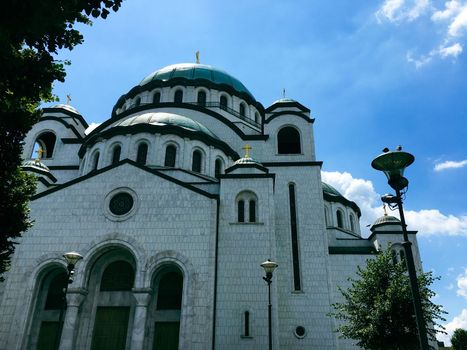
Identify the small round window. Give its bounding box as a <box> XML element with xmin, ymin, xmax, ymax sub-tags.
<box><xmin>294</xmin><ymin>326</ymin><xmax>306</xmax><ymax>339</ymax></box>
<box><xmin>109</xmin><ymin>193</ymin><xmax>134</xmax><ymax>216</ymax></box>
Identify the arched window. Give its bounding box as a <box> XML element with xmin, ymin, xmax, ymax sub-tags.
<box><xmin>236</xmin><ymin>191</ymin><xmax>258</xmax><ymax>223</ymax></box>
<box><xmin>164</xmin><ymin>145</ymin><xmax>177</xmax><ymax>167</ymax></box>
<box><xmin>336</xmin><ymin>210</ymin><xmax>344</xmax><ymax>229</ymax></box>
<box><xmin>92</xmin><ymin>152</ymin><xmax>100</xmax><ymax>172</ymax></box>
<box><xmin>349</xmin><ymin>214</ymin><xmax>355</xmax><ymax>232</ymax></box>
<box><xmin>100</xmin><ymin>261</ymin><xmax>134</xmax><ymax>291</ymax></box>
<box><xmin>153</xmin><ymin>92</ymin><xmax>161</xmax><ymax>104</ymax></box>
<box><xmin>112</xmin><ymin>145</ymin><xmax>121</xmax><ymax>165</ymax></box>
<box><xmin>90</xmin><ymin>259</ymin><xmax>135</xmax><ymax>350</ymax></box>
<box><xmin>32</xmin><ymin>132</ymin><xmax>57</xmax><ymax>159</ymax></box>
<box><xmin>174</xmin><ymin>90</ymin><xmax>183</xmax><ymax>103</ymax></box>
<box><xmin>277</xmin><ymin>127</ymin><xmax>301</xmax><ymax>154</ymax></box>
<box><xmin>150</xmin><ymin>268</ymin><xmax>183</xmax><ymax>349</ymax></box>
<box><xmin>136</xmin><ymin>143</ymin><xmax>148</xmax><ymax>165</ymax></box>
<box><xmin>220</xmin><ymin>95</ymin><xmax>228</xmax><ymax>110</ymax></box>
<box><xmin>215</xmin><ymin>158</ymin><xmax>223</xmax><ymax>178</ymax></box>
<box><xmin>249</xmin><ymin>199</ymin><xmax>256</xmax><ymax>223</ymax></box>
<box><xmin>192</xmin><ymin>150</ymin><xmax>202</xmax><ymax>173</ymax></box>
<box><xmin>28</xmin><ymin>268</ymin><xmax>67</xmax><ymax>349</ymax></box>
<box><xmin>197</xmin><ymin>91</ymin><xmax>206</xmax><ymax>107</ymax></box>
<box><xmin>134</xmin><ymin>97</ymin><xmax>141</xmax><ymax>107</ymax></box>
<box><xmin>239</xmin><ymin>103</ymin><xmax>246</xmax><ymax>117</ymax></box>
<box><xmin>238</xmin><ymin>200</ymin><xmax>245</xmax><ymax>222</ymax></box>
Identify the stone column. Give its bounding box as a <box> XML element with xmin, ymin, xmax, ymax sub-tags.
<box><xmin>130</xmin><ymin>288</ymin><xmax>153</xmax><ymax>350</ymax></box>
<box><xmin>59</xmin><ymin>288</ymin><xmax>87</xmax><ymax>350</ymax></box>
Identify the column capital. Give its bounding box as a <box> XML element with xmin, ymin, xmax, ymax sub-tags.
<box><xmin>132</xmin><ymin>288</ymin><xmax>153</xmax><ymax>306</ymax></box>
<box><xmin>65</xmin><ymin>288</ymin><xmax>88</xmax><ymax>307</ymax></box>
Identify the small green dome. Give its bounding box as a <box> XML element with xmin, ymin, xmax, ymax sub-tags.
<box><xmin>22</xmin><ymin>160</ymin><xmax>50</xmax><ymax>172</ymax></box>
<box><xmin>52</xmin><ymin>104</ymin><xmax>80</xmax><ymax>115</ymax></box>
<box><xmin>371</xmin><ymin>214</ymin><xmax>401</xmax><ymax>231</ymax></box>
<box><xmin>322</xmin><ymin>182</ymin><xmax>344</xmax><ymax>197</ymax></box>
<box><xmin>113</xmin><ymin>112</ymin><xmax>219</xmax><ymax>140</ymax></box>
<box><xmin>139</xmin><ymin>63</ymin><xmax>254</xmax><ymax>100</ymax></box>
<box><xmin>234</xmin><ymin>156</ymin><xmax>262</xmax><ymax>165</ymax></box>
<box><xmin>322</xmin><ymin>182</ymin><xmax>361</xmax><ymax>217</ymax></box>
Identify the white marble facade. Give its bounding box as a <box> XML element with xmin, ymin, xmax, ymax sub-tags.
<box><xmin>0</xmin><ymin>63</ymin><xmax>431</xmax><ymax>349</ymax></box>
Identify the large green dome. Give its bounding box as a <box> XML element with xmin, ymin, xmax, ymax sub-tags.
<box><xmin>139</xmin><ymin>63</ymin><xmax>254</xmax><ymax>99</ymax></box>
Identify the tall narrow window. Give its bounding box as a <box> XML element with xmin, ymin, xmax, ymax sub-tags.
<box><xmin>112</xmin><ymin>145</ymin><xmax>121</xmax><ymax>165</ymax></box>
<box><xmin>278</xmin><ymin>127</ymin><xmax>301</xmax><ymax>154</ymax></box>
<box><xmin>289</xmin><ymin>183</ymin><xmax>301</xmax><ymax>291</ymax></box>
<box><xmin>152</xmin><ymin>269</ymin><xmax>183</xmax><ymax>350</ymax></box>
<box><xmin>249</xmin><ymin>200</ymin><xmax>256</xmax><ymax>223</ymax></box>
<box><xmin>92</xmin><ymin>152</ymin><xmax>100</xmax><ymax>172</ymax></box>
<box><xmin>220</xmin><ymin>95</ymin><xmax>228</xmax><ymax>110</ymax></box>
<box><xmin>324</xmin><ymin>208</ymin><xmax>329</xmax><ymax>226</ymax></box>
<box><xmin>238</xmin><ymin>200</ymin><xmax>245</xmax><ymax>222</ymax></box>
<box><xmin>255</xmin><ymin>112</ymin><xmax>260</xmax><ymax>124</ymax></box>
<box><xmin>164</xmin><ymin>145</ymin><xmax>176</xmax><ymax>167</ymax></box>
<box><xmin>244</xmin><ymin>311</ymin><xmax>250</xmax><ymax>337</ymax></box>
<box><xmin>174</xmin><ymin>90</ymin><xmax>183</xmax><ymax>103</ymax></box>
<box><xmin>215</xmin><ymin>158</ymin><xmax>223</xmax><ymax>178</ymax></box>
<box><xmin>336</xmin><ymin>210</ymin><xmax>344</xmax><ymax>229</ymax></box>
<box><xmin>134</xmin><ymin>97</ymin><xmax>141</xmax><ymax>106</ymax></box>
<box><xmin>197</xmin><ymin>91</ymin><xmax>206</xmax><ymax>107</ymax></box>
<box><xmin>153</xmin><ymin>92</ymin><xmax>161</xmax><ymax>104</ymax></box>
<box><xmin>136</xmin><ymin>143</ymin><xmax>148</xmax><ymax>165</ymax></box>
<box><xmin>349</xmin><ymin>214</ymin><xmax>355</xmax><ymax>232</ymax></box>
<box><xmin>30</xmin><ymin>269</ymin><xmax>67</xmax><ymax>349</ymax></box>
<box><xmin>192</xmin><ymin>150</ymin><xmax>202</xmax><ymax>173</ymax></box>
<box><xmin>239</xmin><ymin>103</ymin><xmax>246</xmax><ymax>117</ymax></box>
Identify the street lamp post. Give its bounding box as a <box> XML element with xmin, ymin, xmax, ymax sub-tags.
<box><xmin>261</xmin><ymin>259</ymin><xmax>278</xmax><ymax>350</ymax></box>
<box><xmin>371</xmin><ymin>147</ymin><xmax>429</xmax><ymax>350</ymax></box>
<box><xmin>54</xmin><ymin>251</ymin><xmax>83</xmax><ymax>350</ymax></box>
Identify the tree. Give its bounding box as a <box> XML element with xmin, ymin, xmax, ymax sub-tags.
<box><xmin>451</xmin><ymin>328</ymin><xmax>467</xmax><ymax>350</ymax></box>
<box><xmin>0</xmin><ymin>0</ymin><xmax>123</xmax><ymax>281</ymax></box>
<box><xmin>330</xmin><ymin>249</ymin><xmax>446</xmax><ymax>350</ymax></box>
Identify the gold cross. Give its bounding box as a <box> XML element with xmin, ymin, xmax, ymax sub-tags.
<box><xmin>35</xmin><ymin>146</ymin><xmax>45</xmax><ymax>163</ymax></box>
<box><xmin>196</xmin><ymin>51</ymin><xmax>200</xmax><ymax>64</ymax></box>
<box><xmin>242</xmin><ymin>144</ymin><xmax>252</xmax><ymax>158</ymax></box>
<box><xmin>383</xmin><ymin>204</ymin><xmax>388</xmax><ymax>216</ymax></box>
<box><xmin>66</xmin><ymin>94</ymin><xmax>72</xmax><ymax>104</ymax></box>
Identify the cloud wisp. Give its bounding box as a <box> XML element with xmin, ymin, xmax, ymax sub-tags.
<box><xmin>439</xmin><ymin>309</ymin><xmax>467</xmax><ymax>345</ymax></box>
<box><xmin>376</xmin><ymin>0</ymin><xmax>467</xmax><ymax>66</ymax></box>
<box><xmin>321</xmin><ymin>170</ymin><xmax>467</xmax><ymax>236</ymax></box>
<box><xmin>457</xmin><ymin>269</ymin><xmax>467</xmax><ymax>299</ymax></box>
<box><xmin>434</xmin><ymin>159</ymin><xmax>467</xmax><ymax>171</ymax></box>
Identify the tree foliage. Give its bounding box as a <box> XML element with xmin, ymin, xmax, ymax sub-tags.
<box><xmin>451</xmin><ymin>328</ymin><xmax>467</xmax><ymax>350</ymax></box>
<box><xmin>0</xmin><ymin>0</ymin><xmax>123</xmax><ymax>281</ymax></box>
<box><xmin>330</xmin><ymin>249</ymin><xmax>446</xmax><ymax>350</ymax></box>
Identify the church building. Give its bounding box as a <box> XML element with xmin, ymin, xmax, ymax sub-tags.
<box><xmin>0</xmin><ymin>62</ymin><xmax>429</xmax><ymax>349</ymax></box>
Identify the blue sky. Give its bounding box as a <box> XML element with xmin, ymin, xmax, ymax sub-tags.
<box><xmin>48</xmin><ymin>0</ymin><xmax>467</xmax><ymax>344</ymax></box>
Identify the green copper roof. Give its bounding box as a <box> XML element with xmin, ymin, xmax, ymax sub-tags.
<box><xmin>322</xmin><ymin>182</ymin><xmax>343</xmax><ymax>197</ymax></box>
<box><xmin>139</xmin><ymin>63</ymin><xmax>255</xmax><ymax>99</ymax></box>
<box><xmin>113</xmin><ymin>112</ymin><xmax>219</xmax><ymax>140</ymax></box>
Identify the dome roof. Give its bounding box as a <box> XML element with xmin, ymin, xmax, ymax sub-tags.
<box><xmin>371</xmin><ymin>214</ymin><xmax>401</xmax><ymax>231</ymax></box>
<box><xmin>233</xmin><ymin>156</ymin><xmax>262</xmax><ymax>165</ymax></box>
<box><xmin>322</xmin><ymin>182</ymin><xmax>343</xmax><ymax>197</ymax></box>
<box><xmin>139</xmin><ymin>63</ymin><xmax>254</xmax><ymax>99</ymax></box>
<box><xmin>111</xmin><ymin>112</ymin><xmax>219</xmax><ymax>140</ymax></box>
<box><xmin>322</xmin><ymin>182</ymin><xmax>361</xmax><ymax>217</ymax></box>
<box><xmin>51</xmin><ymin>104</ymin><xmax>80</xmax><ymax>115</ymax></box>
<box><xmin>22</xmin><ymin>160</ymin><xmax>50</xmax><ymax>172</ymax></box>
<box><xmin>271</xmin><ymin>98</ymin><xmax>298</xmax><ymax>104</ymax></box>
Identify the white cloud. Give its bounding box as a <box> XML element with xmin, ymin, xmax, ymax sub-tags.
<box><xmin>439</xmin><ymin>42</ymin><xmax>463</xmax><ymax>56</ymax></box>
<box><xmin>439</xmin><ymin>309</ymin><xmax>467</xmax><ymax>345</ymax></box>
<box><xmin>376</xmin><ymin>0</ymin><xmax>430</xmax><ymax>22</ymax></box>
<box><xmin>406</xmin><ymin>52</ymin><xmax>433</xmax><ymax>68</ymax></box>
<box><xmin>434</xmin><ymin>159</ymin><xmax>467</xmax><ymax>171</ymax></box>
<box><xmin>85</xmin><ymin>122</ymin><xmax>101</xmax><ymax>135</ymax></box>
<box><xmin>457</xmin><ymin>269</ymin><xmax>467</xmax><ymax>298</ymax></box>
<box><xmin>432</xmin><ymin>0</ymin><xmax>462</xmax><ymax>21</ymax></box>
<box><xmin>448</xmin><ymin>4</ymin><xmax>467</xmax><ymax>36</ymax></box>
<box><xmin>321</xmin><ymin>170</ymin><xmax>467</xmax><ymax>236</ymax></box>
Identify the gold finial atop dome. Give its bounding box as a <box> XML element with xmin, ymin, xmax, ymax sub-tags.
<box><xmin>242</xmin><ymin>144</ymin><xmax>252</xmax><ymax>158</ymax></box>
<box><xmin>196</xmin><ymin>51</ymin><xmax>200</xmax><ymax>64</ymax></box>
<box><xmin>66</xmin><ymin>94</ymin><xmax>72</xmax><ymax>105</ymax></box>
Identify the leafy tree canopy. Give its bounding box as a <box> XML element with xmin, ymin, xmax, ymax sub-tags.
<box><xmin>330</xmin><ymin>249</ymin><xmax>446</xmax><ymax>350</ymax></box>
<box><xmin>0</xmin><ymin>0</ymin><xmax>123</xmax><ymax>281</ymax></box>
<box><xmin>451</xmin><ymin>328</ymin><xmax>467</xmax><ymax>350</ymax></box>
